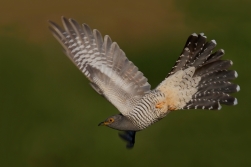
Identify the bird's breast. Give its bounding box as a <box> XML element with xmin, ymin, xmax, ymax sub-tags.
<box><xmin>128</xmin><ymin>90</ymin><xmax>169</xmax><ymax>130</ymax></box>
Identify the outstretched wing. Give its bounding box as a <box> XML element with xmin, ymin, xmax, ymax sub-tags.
<box><xmin>156</xmin><ymin>33</ymin><xmax>239</xmax><ymax>111</ymax></box>
<box><xmin>49</xmin><ymin>17</ymin><xmax>151</xmax><ymax>115</ymax></box>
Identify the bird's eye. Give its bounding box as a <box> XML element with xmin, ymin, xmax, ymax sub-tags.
<box><xmin>109</xmin><ymin>118</ymin><xmax>114</xmax><ymax>123</ymax></box>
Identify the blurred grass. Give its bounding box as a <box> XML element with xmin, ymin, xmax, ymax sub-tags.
<box><xmin>0</xmin><ymin>0</ymin><xmax>250</xmax><ymax>167</ymax></box>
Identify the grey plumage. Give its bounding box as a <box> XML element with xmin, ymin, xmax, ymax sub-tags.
<box><xmin>99</xmin><ymin>114</ymin><xmax>139</xmax><ymax>131</ymax></box>
<box><xmin>49</xmin><ymin>17</ymin><xmax>240</xmax><ymax>149</ymax></box>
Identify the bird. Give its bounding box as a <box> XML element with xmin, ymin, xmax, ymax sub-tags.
<box><xmin>49</xmin><ymin>17</ymin><xmax>240</xmax><ymax>149</ymax></box>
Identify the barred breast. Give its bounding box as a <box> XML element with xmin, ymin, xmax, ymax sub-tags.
<box><xmin>127</xmin><ymin>90</ymin><xmax>170</xmax><ymax>130</ymax></box>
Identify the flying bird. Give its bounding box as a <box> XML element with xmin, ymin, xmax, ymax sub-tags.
<box><xmin>49</xmin><ymin>17</ymin><xmax>240</xmax><ymax>148</ymax></box>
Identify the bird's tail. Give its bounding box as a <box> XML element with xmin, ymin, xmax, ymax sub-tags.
<box><xmin>158</xmin><ymin>33</ymin><xmax>239</xmax><ymax>110</ymax></box>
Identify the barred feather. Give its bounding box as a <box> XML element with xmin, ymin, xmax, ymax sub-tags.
<box><xmin>49</xmin><ymin>17</ymin><xmax>151</xmax><ymax>115</ymax></box>
<box><xmin>199</xmin><ymin>70</ymin><xmax>237</xmax><ymax>83</ymax></box>
<box><xmin>166</xmin><ymin>33</ymin><xmax>240</xmax><ymax>110</ymax></box>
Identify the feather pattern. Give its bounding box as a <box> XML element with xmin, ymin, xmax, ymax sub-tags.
<box><xmin>50</xmin><ymin>18</ymin><xmax>239</xmax><ymax>128</ymax></box>
<box><xmin>50</xmin><ymin>18</ymin><xmax>240</xmax><ymax>148</ymax></box>
<box><xmin>49</xmin><ymin>17</ymin><xmax>151</xmax><ymax>115</ymax></box>
<box><xmin>158</xmin><ymin>33</ymin><xmax>239</xmax><ymax>111</ymax></box>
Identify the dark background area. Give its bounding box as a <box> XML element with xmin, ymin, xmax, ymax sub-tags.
<box><xmin>0</xmin><ymin>0</ymin><xmax>250</xmax><ymax>167</ymax></box>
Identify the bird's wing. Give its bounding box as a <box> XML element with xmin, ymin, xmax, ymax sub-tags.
<box><xmin>49</xmin><ymin>17</ymin><xmax>151</xmax><ymax>115</ymax></box>
<box><xmin>155</xmin><ymin>33</ymin><xmax>239</xmax><ymax>111</ymax></box>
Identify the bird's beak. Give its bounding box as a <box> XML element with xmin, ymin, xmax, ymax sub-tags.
<box><xmin>98</xmin><ymin>121</ymin><xmax>108</xmax><ymax>126</ymax></box>
<box><xmin>98</xmin><ymin>122</ymin><xmax>104</xmax><ymax>126</ymax></box>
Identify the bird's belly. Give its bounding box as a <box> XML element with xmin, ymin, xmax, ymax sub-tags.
<box><xmin>127</xmin><ymin>91</ymin><xmax>168</xmax><ymax>130</ymax></box>
<box><xmin>127</xmin><ymin>111</ymin><xmax>165</xmax><ymax>130</ymax></box>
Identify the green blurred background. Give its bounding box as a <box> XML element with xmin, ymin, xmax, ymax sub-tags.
<box><xmin>0</xmin><ymin>0</ymin><xmax>250</xmax><ymax>167</ymax></box>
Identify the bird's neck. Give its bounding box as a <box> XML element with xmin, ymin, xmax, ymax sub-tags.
<box><xmin>115</xmin><ymin>115</ymin><xmax>140</xmax><ymax>131</ymax></box>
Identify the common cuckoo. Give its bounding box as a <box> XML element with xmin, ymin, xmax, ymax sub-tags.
<box><xmin>49</xmin><ymin>17</ymin><xmax>240</xmax><ymax>148</ymax></box>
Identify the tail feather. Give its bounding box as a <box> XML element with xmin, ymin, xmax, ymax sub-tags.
<box><xmin>167</xmin><ymin>33</ymin><xmax>239</xmax><ymax>110</ymax></box>
<box><xmin>200</xmin><ymin>70</ymin><xmax>237</xmax><ymax>83</ymax></box>
<box><xmin>168</xmin><ymin>33</ymin><xmax>216</xmax><ymax>77</ymax></box>
<box><xmin>204</xmin><ymin>49</ymin><xmax>224</xmax><ymax>64</ymax></box>
<box><xmin>198</xmin><ymin>81</ymin><xmax>239</xmax><ymax>93</ymax></box>
<box><xmin>191</xmin><ymin>40</ymin><xmax>216</xmax><ymax>68</ymax></box>
<box><xmin>167</xmin><ymin>33</ymin><xmax>200</xmax><ymax>76</ymax></box>
<box><xmin>183</xmin><ymin>99</ymin><xmax>221</xmax><ymax>110</ymax></box>
<box><xmin>194</xmin><ymin>60</ymin><xmax>233</xmax><ymax>77</ymax></box>
<box><xmin>194</xmin><ymin>91</ymin><xmax>237</xmax><ymax>105</ymax></box>
<box><xmin>184</xmin><ymin>33</ymin><xmax>207</xmax><ymax>59</ymax></box>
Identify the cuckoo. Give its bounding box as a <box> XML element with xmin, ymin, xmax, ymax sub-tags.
<box><xmin>49</xmin><ymin>17</ymin><xmax>240</xmax><ymax>148</ymax></box>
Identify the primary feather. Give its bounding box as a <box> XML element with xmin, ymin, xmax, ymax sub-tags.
<box><xmin>49</xmin><ymin>17</ymin><xmax>151</xmax><ymax>115</ymax></box>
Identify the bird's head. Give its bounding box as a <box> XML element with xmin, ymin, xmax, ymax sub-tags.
<box><xmin>98</xmin><ymin>114</ymin><xmax>123</xmax><ymax>130</ymax></box>
<box><xmin>99</xmin><ymin>114</ymin><xmax>138</xmax><ymax>149</ymax></box>
<box><xmin>98</xmin><ymin>114</ymin><xmax>139</xmax><ymax>131</ymax></box>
